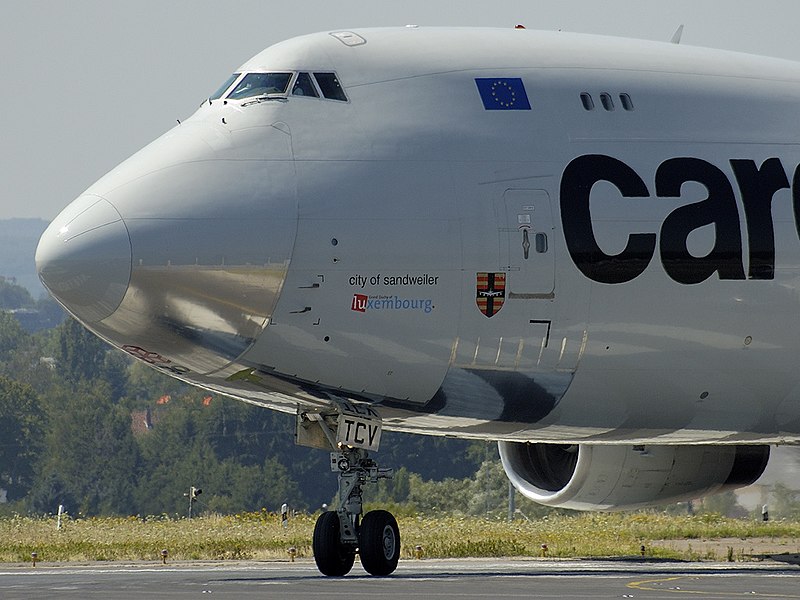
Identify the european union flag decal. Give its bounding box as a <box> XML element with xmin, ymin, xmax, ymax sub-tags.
<box><xmin>475</xmin><ymin>78</ymin><xmax>531</xmax><ymax>110</ymax></box>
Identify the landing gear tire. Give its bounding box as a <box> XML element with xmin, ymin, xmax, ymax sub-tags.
<box><xmin>359</xmin><ymin>509</ymin><xmax>400</xmax><ymax>576</ymax></box>
<box><xmin>313</xmin><ymin>511</ymin><xmax>355</xmax><ymax>576</ymax></box>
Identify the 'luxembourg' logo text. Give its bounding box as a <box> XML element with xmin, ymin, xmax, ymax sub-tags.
<box><xmin>351</xmin><ymin>294</ymin><xmax>434</xmax><ymax>314</ymax></box>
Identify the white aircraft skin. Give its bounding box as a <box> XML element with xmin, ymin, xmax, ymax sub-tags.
<box><xmin>34</xmin><ymin>27</ymin><xmax>800</xmax><ymax>541</ymax></box>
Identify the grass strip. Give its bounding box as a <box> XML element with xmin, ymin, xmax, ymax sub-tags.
<box><xmin>2</xmin><ymin>511</ymin><xmax>799</xmax><ymax>563</ymax></box>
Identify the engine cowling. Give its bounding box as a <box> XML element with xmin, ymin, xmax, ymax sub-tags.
<box><xmin>498</xmin><ymin>442</ymin><xmax>769</xmax><ymax>511</ymax></box>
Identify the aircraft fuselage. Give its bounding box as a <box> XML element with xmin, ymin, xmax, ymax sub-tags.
<box><xmin>36</xmin><ymin>27</ymin><xmax>800</xmax><ymax>446</ymax></box>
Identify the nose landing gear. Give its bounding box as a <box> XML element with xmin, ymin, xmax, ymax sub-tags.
<box><xmin>298</xmin><ymin>407</ymin><xmax>399</xmax><ymax>577</ymax></box>
<box><xmin>312</xmin><ymin>445</ymin><xmax>398</xmax><ymax>576</ymax></box>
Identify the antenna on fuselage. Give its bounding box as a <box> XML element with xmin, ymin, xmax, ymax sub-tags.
<box><xmin>670</xmin><ymin>24</ymin><xmax>684</xmax><ymax>44</ymax></box>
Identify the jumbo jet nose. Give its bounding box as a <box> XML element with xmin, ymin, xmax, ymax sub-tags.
<box><xmin>36</xmin><ymin>195</ymin><xmax>132</xmax><ymax>323</ymax></box>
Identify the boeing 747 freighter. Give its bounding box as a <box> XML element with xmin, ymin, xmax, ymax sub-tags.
<box><xmin>36</xmin><ymin>26</ymin><xmax>800</xmax><ymax>575</ymax></box>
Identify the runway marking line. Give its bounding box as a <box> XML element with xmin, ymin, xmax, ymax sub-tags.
<box><xmin>627</xmin><ymin>575</ymin><xmax>800</xmax><ymax>598</ymax></box>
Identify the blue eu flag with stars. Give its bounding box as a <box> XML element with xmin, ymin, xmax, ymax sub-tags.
<box><xmin>475</xmin><ymin>78</ymin><xmax>531</xmax><ymax>110</ymax></box>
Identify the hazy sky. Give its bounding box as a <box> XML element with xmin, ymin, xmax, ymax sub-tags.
<box><xmin>4</xmin><ymin>0</ymin><xmax>800</xmax><ymax>221</ymax></box>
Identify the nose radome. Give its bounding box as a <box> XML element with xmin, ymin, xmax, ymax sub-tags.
<box><xmin>36</xmin><ymin>195</ymin><xmax>132</xmax><ymax>323</ymax></box>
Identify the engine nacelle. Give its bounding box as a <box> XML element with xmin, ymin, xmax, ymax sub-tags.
<box><xmin>498</xmin><ymin>442</ymin><xmax>769</xmax><ymax>511</ymax></box>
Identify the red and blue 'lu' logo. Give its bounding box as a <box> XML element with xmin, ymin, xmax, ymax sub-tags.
<box><xmin>476</xmin><ymin>272</ymin><xmax>506</xmax><ymax>317</ymax></box>
<box><xmin>475</xmin><ymin>78</ymin><xmax>531</xmax><ymax>110</ymax></box>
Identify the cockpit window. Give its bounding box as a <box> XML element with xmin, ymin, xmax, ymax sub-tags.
<box><xmin>313</xmin><ymin>73</ymin><xmax>348</xmax><ymax>101</ymax></box>
<box><xmin>292</xmin><ymin>72</ymin><xmax>319</xmax><ymax>98</ymax></box>
<box><xmin>227</xmin><ymin>72</ymin><xmax>292</xmax><ymax>100</ymax></box>
<box><xmin>209</xmin><ymin>73</ymin><xmax>240</xmax><ymax>100</ymax></box>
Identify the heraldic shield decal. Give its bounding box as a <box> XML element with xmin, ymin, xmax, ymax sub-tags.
<box><xmin>476</xmin><ymin>272</ymin><xmax>506</xmax><ymax>317</ymax></box>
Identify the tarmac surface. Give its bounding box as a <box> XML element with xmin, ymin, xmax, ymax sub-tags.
<box><xmin>2</xmin><ymin>558</ymin><xmax>800</xmax><ymax>599</ymax></box>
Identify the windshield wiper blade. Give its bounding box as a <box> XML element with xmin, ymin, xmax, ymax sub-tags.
<box><xmin>241</xmin><ymin>95</ymin><xmax>288</xmax><ymax>106</ymax></box>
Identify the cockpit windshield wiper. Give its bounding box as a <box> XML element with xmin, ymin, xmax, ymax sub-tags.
<box><xmin>241</xmin><ymin>94</ymin><xmax>288</xmax><ymax>107</ymax></box>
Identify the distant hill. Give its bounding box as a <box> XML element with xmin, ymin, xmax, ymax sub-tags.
<box><xmin>0</xmin><ymin>219</ymin><xmax>49</xmax><ymax>298</ymax></box>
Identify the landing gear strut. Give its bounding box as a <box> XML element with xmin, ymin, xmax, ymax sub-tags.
<box><xmin>313</xmin><ymin>445</ymin><xmax>398</xmax><ymax>576</ymax></box>
<box><xmin>298</xmin><ymin>406</ymin><xmax>399</xmax><ymax>576</ymax></box>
